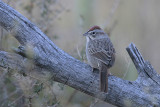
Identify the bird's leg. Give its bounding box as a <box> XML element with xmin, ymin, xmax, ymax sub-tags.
<box><xmin>92</xmin><ymin>68</ymin><xmax>99</xmax><ymax>73</ymax></box>
<box><xmin>108</xmin><ymin>72</ymin><xmax>112</xmax><ymax>76</ymax></box>
<box><xmin>92</xmin><ymin>68</ymin><xmax>96</xmax><ymax>72</ymax></box>
<box><xmin>107</xmin><ymin>70</ymin><xmax>113</xmax><ymax>76</ymax></box>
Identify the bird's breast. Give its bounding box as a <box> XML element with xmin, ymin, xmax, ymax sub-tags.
<box><xmin>86</xmin><ymin>42</ymin><xmax>99</xmax><ymax>68</ymax></box>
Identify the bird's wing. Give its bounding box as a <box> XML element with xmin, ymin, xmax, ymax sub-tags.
<box><xmin>88</xmin><ymin>41</ymin><xmax>115</xmax><ymax>67</ymax></box>
<box><xmin>88</xmin><ymin>49</ymin><xmax>111</xmax><ymax>65</ymax></box>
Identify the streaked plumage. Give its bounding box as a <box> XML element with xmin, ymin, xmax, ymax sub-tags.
<box><xmin>84</xmin><ymin>26</ymin><xmax>115</xmax><ymax>92</ymax></box>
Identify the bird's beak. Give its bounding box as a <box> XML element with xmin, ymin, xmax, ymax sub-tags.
<box><xmin>83</xmin><ymin>32</ymin><xmax>88</xmax><ymax>36</ymax></box>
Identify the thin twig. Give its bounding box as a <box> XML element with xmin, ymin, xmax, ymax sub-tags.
<box><xmin>90</xmin><ymin>98</ymin><xmax>99</xmax><ymax>107</ymax></box>
<box><xmin>123</xmin><ymin>55</ymin><xmax>131</xmax><ymax>79</ymax></box>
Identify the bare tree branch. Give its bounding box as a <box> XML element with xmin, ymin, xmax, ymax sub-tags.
<box><xmin>0</xmin><ymin>1</ymin><xmax>160</xmax><ymax>107</ymax></box>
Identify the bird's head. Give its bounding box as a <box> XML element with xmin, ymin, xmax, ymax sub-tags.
<box><xmin>83</xmin><ymin>26</ymin><xmax>106</xmax><ymax>41</ymax></box>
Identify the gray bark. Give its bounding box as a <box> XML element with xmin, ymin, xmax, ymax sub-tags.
<box><xmin>0</xmin><ymin>1</ymin><xmax>160</xmax><ymax>107</ymax></box>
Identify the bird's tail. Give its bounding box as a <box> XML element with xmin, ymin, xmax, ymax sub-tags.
<box><xmin>100</xmin><ymin>63</ymin><xmax>108</xmax><ymax>93</ymax></box>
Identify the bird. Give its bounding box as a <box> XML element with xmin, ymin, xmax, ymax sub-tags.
<box><xmin>83</xmin><ymin>25</ymin><xmax>115</xmax><ymax>92</ymax></box>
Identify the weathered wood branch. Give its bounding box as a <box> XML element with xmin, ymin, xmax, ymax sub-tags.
<box><xmin>0</xmin><ymin>1</ymin><xmax>160</xmax><ymax>107</ymax></box>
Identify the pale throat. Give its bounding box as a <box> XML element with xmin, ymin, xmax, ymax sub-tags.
<box><xmin>86</xmin><ymin>35</ymin><xmax>106</xmax><ymax>42</ymax></box>
<box><xmin>86</xmin><ymin>36</ymin><xmax>90</xmax><ymax>43</ymax></box>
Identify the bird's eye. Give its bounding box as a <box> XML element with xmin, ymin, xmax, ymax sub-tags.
<box><xmin>92</xmin><ymin>32</ymin><xmax>96</xmax><ymax>35</ymax></box>
<box><xmin>91</xmin><ymin>32</ymin><xmax>96</xmax><ymax>38</ymax></box>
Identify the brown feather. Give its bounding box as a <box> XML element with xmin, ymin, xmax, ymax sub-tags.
<box><xmin>88</xmin><ymin>26</ymin><xmax>101</xmax><ymax>32</ymax></box>
<box><xmin>87</xmin><ymin>38</ymin><xmax>115</xmax><ymax>68</ymax></box>
<box><xmin>99</xmin><ymin>62</ymin><xmax>108</xmax><ymax>92</ymax></box>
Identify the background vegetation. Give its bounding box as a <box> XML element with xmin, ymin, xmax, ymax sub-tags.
<box><xmin>0</xmin><ymin>0</ymin><xmax>160</xmax><ymax>107</ymax></box>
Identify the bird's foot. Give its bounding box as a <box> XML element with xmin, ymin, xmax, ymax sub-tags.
<box><xmin>92</xmin><ymin>68</ymin><xmax>99</xmax><ymax>73</ymax></box>
<box><xmin>108</xmin><ymin>72</ymin><xmax>112</xmax><ymax>76</ymax></box>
